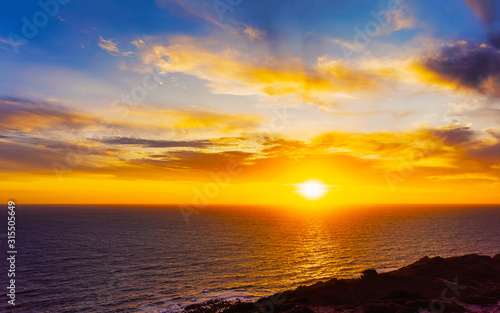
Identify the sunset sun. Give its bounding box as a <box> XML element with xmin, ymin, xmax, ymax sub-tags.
<box><xmin>295</xmin><ymin>180</ymin><xmax>329</xmax><ymax>200</ymax></box>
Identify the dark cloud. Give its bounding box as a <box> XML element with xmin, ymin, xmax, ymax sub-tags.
<box><xmin>487</xmin><ymin>32</ymin><xmax>500</xmax><ymax>49</ymax></box>
<box><xmin>427</xmin><ymin>126</ymin><xmax>500</xmax><ymax>164</ymax></box>
<box><xmin>0</xmin><ymin>141</ymin><xmax>61</xmax><ymax>172</ymax></box>
<box><xmin>471</xmin><ymin>142</ymin><xmax>500</xmax><ymax>160</ymax></box>
<box><xmin>422</xmin><ymin>43</ymin><xmax>500</xmax><ymax>96</ymax></box>
<box><xmin>94</xmin><ymin>137</ymin><xmax>214</xmax><ymax>148</ymax></box>
<box><xmin>127</xmin><ymin>150</ymin><xmax>253</xmax><ymax>174</ymax></box>
<box><xmin>463</xmin><ymin>0</ymin><xmax>500</xmax><ymax>48</ymax></box>
<box><xmin>149</xmin><ymin>154</ymin><xmax>169</xmax><ymax>158</ymax></box>
<box><xmin>0</xmin><ymin>137</ymin><xmax>124</xmax><ymax>173</ymax></box>
<box><xmin>0</xmin><ymin>140</ymin><xmax>103</xmax><ymax>173</ymax></box>
<box><xmin>463</xmin><ymin>0</ymin><xmax>498</xmax><ymax>25</ymax></box>
<box><xmin>431</xmin><ymin>126</ymin><xmax>477</xmax><ymax>146</ymax></box>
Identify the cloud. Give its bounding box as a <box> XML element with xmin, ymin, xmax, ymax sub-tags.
<box><xmin>94</xmin><ymin>137</ymin><xmax>214</xmax><ymax>148</ymax></box>
<box><xmin>130</xmin><ymin>150</ymin><xmax>252</xmax><ymax>171</ymax></box>
<box><xmin>0</xmin><ymin>98</ymin><xmax>98</xmax><ymax>132</ymax></box>
<box><xmin>260</xmin><ymin>137</ymin><xmax>309</xmax><ymax>158</ymax></box>
<box><xmin>319</xmin><ymin>106</ymin><xmax>414</xmax><ymax>118</ymax></box>
<box><xmin>132</xmin><ymin>39</ymin><xmax>145</xmax><ymax>48</ymax></box>
<box><xmin>427</xmin><ymin>172</ymin><xmax>498</xmax><ymax>181</ymax></box>
<box><xmin>0</xmin><ymin>96</ymin><xmax>264</xmax><ymax>146</ymax></box>
<box><xmin>417</xmin><ymin>42</ymin><xmax>500</xmax><ymax>97</ymax></box>
<box><xmin>374</xmin><ymin>5</ymin><xmax>418</xmax><ymax>36</ymax></box>
<box><xmin>431</xmin><ymin>126</ymin><xmax>477</xmax><ymax>146</ymax></box>
<box><xmin>2</xmin><ymin>117</ymin><xmax>500</xmax><ymax>187</ymax></box>
<box><xmin>117</xmin><ymin>107</ymin><xmax>265</xmax><ymax>135</ymax></box>
<box><xmin>487</xmin><ymin>32</ymin><xmax>500</xmax><ymax>49</ymax></box>
<box><xmin>243</xmin><ymin>26</ymin><xmax>266</xmax><ymax>41</ymax></box>
<box><xmin>137</xmin><ymin>30</ymin><xmax>484</xmax><ymax>109</ymax></box>
<box><xmin>98</xmin><ymin>36</ymin><xmax>120</xmax><ymax>53</ymax></box>
<box><xmin>154</xmin><ymin>0</ymin><xmax>222</xmax><ymax>26</ymax></box>
<box><xmin>463</xmin><ymin>0</ymin><xmax>497</xmax><ymax>25</ymax></box>
<box><xmin>463</xmin><ymin>0</ymin><xmax>500</xmax><ymax>48</ymax></box>
<box><xmin>0</xmin><ymin>141</ymin><xmax>66</xmax><ymax>172</ymax></box>
<box><xmin>139</xmin><ymin>34</ymin><xmax>384</xmax><ymax>105</ymax></box>
<box><xmin>0</xmin><ymin>37</ymin><xmax>24</xmax><ymax>53</ymax></box>
<box><xmin>0</xmin><ymin>137</ymin><xmax>121</xmax><ymax>173</ymax></box>
<box><xmin>92</xmin><ymin>126</ymin><xmax>497</xmax><ymax>183</ymax></box>
<box><xmin>98</xmin><ymin>36</ymin><xmax>133</xmax><ymax>56</ymax></box>
<box><xmin>391</xmin><ymin>8</ymin><xmax>417</xmax><ymax>31</ymax></box>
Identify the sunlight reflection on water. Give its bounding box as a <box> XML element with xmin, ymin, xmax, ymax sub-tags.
<box><xmin>3</xmin><ymin>204</ymin><xmax>499</xmax><ymax>312</ymax></box>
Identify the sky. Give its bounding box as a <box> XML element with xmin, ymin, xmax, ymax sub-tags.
<box><xmin>1</xmin><ymin>0</ymin><xmax>500</xmax><ymax>206</ymax></box>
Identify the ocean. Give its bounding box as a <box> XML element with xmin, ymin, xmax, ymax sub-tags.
<box><xmin>1</xmin><ymin>204</ymin><xmax>499</xmax><ymax>312</ymax></box>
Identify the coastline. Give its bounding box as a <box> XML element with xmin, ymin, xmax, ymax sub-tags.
<box><xmin>185</xmin><ymin>254</ymin><xmax>500</xmax><ymax>313</ymax></box>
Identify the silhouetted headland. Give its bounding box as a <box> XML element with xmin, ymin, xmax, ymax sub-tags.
<box><xmin>184</xmin><ymin>254</ymin><xmax>500</xmax><ymax>313</ymax></box>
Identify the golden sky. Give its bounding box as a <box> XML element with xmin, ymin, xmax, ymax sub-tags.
<box><xmin>1</xmin><ymin>0</ymin><xmax>500</xmax><ymax>206</ymax></box>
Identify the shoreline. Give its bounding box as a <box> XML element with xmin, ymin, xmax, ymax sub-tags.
<box><xmin>185</xmin><ymin>254</ymin><xmax>500</xmax><ymax>313</ymax></box>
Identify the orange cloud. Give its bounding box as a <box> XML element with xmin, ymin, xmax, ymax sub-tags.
<box><xmin>2</xmin><ymin>124</ymin><xmax>500</xmax><ymax>204</ymax></box>
<box><xmin>137</xmin><ymin>33</ymin><xmax>499</xmax><ymax>108</ymax></box>
<box><xmin>427</xmin><ymin>173</ymin><xmax>499</xmax><ymax>181</ymax></box>
<box><xmin>139</xmin><ymin>35</ymin><xmax>383</xmax><ymax>105</ymax></box>
<box><xmin>0</xmin><ymin>98</ymin><xmax>98</xmax><ymax>132</ymax></box>
<box><xmin>115</xmin><ymin>107</ymin><xmax>265</xmax><ymax>136</ymax></box>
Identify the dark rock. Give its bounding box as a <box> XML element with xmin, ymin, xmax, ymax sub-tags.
<box><xmin>442</xmin><ymin>301</ymin><xmax>467</xmax><ymax>312</ymax></box>
<box><xmin>361</xmin><ymin>269</ymin><xmax>379</xmax><ymax>279</ymax></box>
<box><xmin>188</xmin><ymin>254</ymin><xmax>500</xmax><ymax>313</ymax></box>
<box><xmin>184</xmin><ymin>299</ymin><xmax>236</xmax><ymax>313</ymax></box>
<box><xmin>406</xmin><ymin>299</ymin><xmax>430</xmax><ymax>309</ymax></box>
<box><xmin>382</xmin><ymin>290</ymin><xmax>425</xmax><ymax>301</ymax></box>
<box><xmin>417</xmin><ymin>256</ymin><xmax>430</xmax><ymax>263</ymax></box>
<box><xmin>224</xmin><ymin>302</ymin><xmax>255</xmax><ymax>313</ymax></box>
<box><xmin>461</xmin><ymin>294</ymin><xmax>498</xmax><ymax>305</ymax></box>
<box><xmin>383</xmin><ymin>290</ymin><xmax>409</xmax><ymax>300</ymax></box>
<box><xmin>288</xmin><ymin>297</ymin><xmax>310</xmax><ymax>305</ymax></box>
<box><xmin>395</xmin><ymin>308</ymin><xmax>418</xmax><ymax>313</ymax></box>
<box><xmin>276</xmin><ymin>302</ymin><xmax>310</xmax><ymax>312</ymax></box>
<box><xmin>288</xmin><ymin>304</ymin><xmax>314</xmax><ymax>313</ymax></box>
<box><xmin>426</xmin><ymin>256</ymin><xmax>445</xmax><ymax>266</ymax></box>
<box><xmin>387</xmin><ymin>298</ymin><xmax>406</xmax><ymax>305</ymax></box>
<box><xmin>335</xmin><ymin>304</ymin><xmax>356</xmax><ymax>311</ymax></box>
<box><xmin>363</xmin><ymin>302</ymin><xmax>404</xmax><ymax>313</ymax></box>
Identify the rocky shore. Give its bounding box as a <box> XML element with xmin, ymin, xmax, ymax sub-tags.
<box><xmin>184</xmin><ymin>254</ymin><xmax>500</xmax><ymax>313</ymax></box>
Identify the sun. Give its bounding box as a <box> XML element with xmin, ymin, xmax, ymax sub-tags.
<box><xmin>295</xmin><ymin>180</ymin><xmax>329</xmax><ymax>200</ymax></box>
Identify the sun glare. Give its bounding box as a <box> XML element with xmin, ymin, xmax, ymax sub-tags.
<box><xmin>295</xmin><ymin>180</ymin><xmax>329</xmax><ymax>200</ymax></box>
